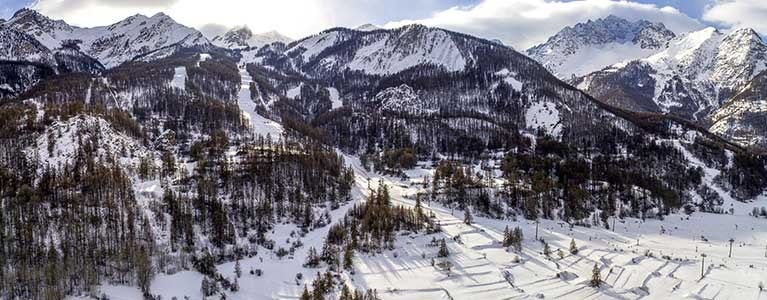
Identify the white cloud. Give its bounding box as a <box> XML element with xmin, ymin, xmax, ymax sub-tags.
<box><xmin>385</xmin><ymin>0</ymin><xmax>704</xmax><ymax>50</ymax></box>
<box><xmin>29</xmin><ymin>0</ymin><xmax>462</xmax><ymax>40</ymax></box>
<box><xmin>703</xmin><ymin>0</ymin><xmax>767</xmax><ymax>35</ymax></box>
<box><xmin>28</xmin><ymin>0</ymin><xmax>707</xmax><ymax>45</ymax></box>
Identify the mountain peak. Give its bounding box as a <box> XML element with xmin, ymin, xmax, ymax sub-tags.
<box><xmin>11</xmin><ymin>8</ymin><xmax>37</xmax><ymax>19</ymax></box>
<box><xmin>725</xmin><ymin>27</ymin><xmax>762</xmax><ymax>43</ymax></box>
<box><xmin>527</xmin><ymin>15</ymin><xmax>675</xmax><ymax>78</ymax></box>
<box><xmin>212</xmin><ymin>26</ymin><xmax>292</xmax><ymax>49</ymax></box>
<box><xmin>355</xmin><ymin>24</ymin><xmax>381</xmax><ymax>31</ymax></box>
<box><xmin>4</xmin><ymin>10</ymin><xmax>210</xmax><ymax>68</ymax></box>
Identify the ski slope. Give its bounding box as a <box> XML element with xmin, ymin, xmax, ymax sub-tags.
<box><xmin>236</xmin><ymin>68</ymin><xmax>284</xmax><ymax>139</ymax></box>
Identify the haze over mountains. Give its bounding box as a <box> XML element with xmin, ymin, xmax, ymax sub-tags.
<box><xmin>0</xmin><ymin>7</ymin><xmax>765</xmax><ymax>300</ymax></box>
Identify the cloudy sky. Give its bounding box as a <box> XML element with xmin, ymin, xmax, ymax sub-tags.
<box><xmin>1</xmin><ymin>0</ymin><xmax>765</xmax><ymax>49</ymax></box>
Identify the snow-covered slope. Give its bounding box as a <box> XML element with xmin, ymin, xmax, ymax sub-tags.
<box><xmin>709</xmin><ymin>71</ymin><xmax>767</xmax><ymax>148</ymax></box>
<box><xmin>6</xmin><ymin>9</ymin><xmax>210</xmax><ymax>68</ymax></box>
<box><xmin>0</xmin><ymin>24</ymin><xmax>55</xmax><ymax>64</ymax></box>
<box><xmin>25</xmin><ymin>114</ymin><xmax>148</xmax><ymax>173</ymax></box>
<box><xmin>212</xmin><ymin>26</ymin><xmax>293</xmax><ymax>50</ymax></box>
<box><xmin>527</xmin><ymin>15</ymin><xmax>675</xmax><ymax>79</ymax></box>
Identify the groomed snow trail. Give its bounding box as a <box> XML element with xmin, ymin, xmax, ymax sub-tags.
<box><xmin>237</xmin><ymin>69</ymin><xmax>284</xmax><ymax>138</ymax></box>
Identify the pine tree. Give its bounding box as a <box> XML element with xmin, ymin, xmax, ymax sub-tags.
<box><xmin>300</xmin><ymin>285</ymin><xmax>312</xmax><ymax>300</ymax></box>
<box><xmin>569</xmin><ymin>239</ymin><xmax>578</xmax><ymax>255</ymax></box>
<box><xmin>231</xmin><ymin>277</ymin><xmax>239</xmax><ymax>292</ymax></box>
<box><xmin>340</xmin><ymin>285</ymin><xmax>352</xmax><ymax>300</ymax></box>
<box><xmin>502</xmin><ymin>226</ymin><xmax>511</xmax><ymax>247</ymax></box>
<box><xmin>304</xmin><ymin>247</ymin><xmax>320</xmax><ymax>268</ymax></box>
<box><xmin>590</xmin><ymin>263</ymin><xmax>602</xmax><ymax>287</ymax></box>
<box><xmin>136</xmin><ymin>246</ymin><xmax>153</xmax><ymax>296</ymax></box>
<box><xmin>438</xmin><ymin>239</ymin><xmax>449</xmax><ymax>257</ymax></box>
<box><xmin>415</xmin><ymin>195</ymin><xmax>424</xmax><ymax>221</ymax></box>
<box><xmin>235</xmin><ymin>259</ymin><xmax>242</xmax><ymax>278</ymax></box>
<box><xmin>512</xmin><ymin>227</ymin><xmax>523</xmax><ymax>252</ymax></box>
<box><xmin>343</xmin><ymin>244</ymin><xmax>354</xmax><ymax>271</ymax></box>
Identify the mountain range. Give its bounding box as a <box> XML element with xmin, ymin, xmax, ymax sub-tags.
<box><xmin>0</xmin><ymin>8</ymin><xmax>765</xmax><ymax>300</ymax></box>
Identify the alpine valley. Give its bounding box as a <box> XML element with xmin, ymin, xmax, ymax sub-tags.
<box><xmin>0</xmin><ymin>8</ymin><xmax>765</xmax><ymax>300</ymax></box>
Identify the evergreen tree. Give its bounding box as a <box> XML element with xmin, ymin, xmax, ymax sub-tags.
<box><xmin>569</xmin><ymin>239</ymin><xmax>578</xmax><ymax>255</ymax></box>
<box><xmin>512</xmin><ymin>227</ymin><xmax>523</xmax><ymax>252</ymax></box>
<box><xmin>340</xmin><ymin>285</ymin><xmax>352</xmax><ymax>300</ymax></box>
<box><xmin>136</xmin><ymin>246</ymin><xmax>153</xmax><ymax>296</ymax></box>
<box><xmin>438</xmin><ymin>239</ymin><xmax>449</xmax><ymax>257</ymax></box>
<box><xmin>502</xmin><ymin>226</ymin><xmax>511</xmax><ymax>248</ymax></box>
<box><xmin>231</xmin><ymin>277</ymin><xmax>239</xmax><ymax>292</ymax></box>
<box><xmin>235</xmin><ymin>259</ymin><xmax>242</xmax><ymax>278</ymax></box>
<box><xmin>343</xmin><ymin>244</ymin><xmax>354</xmax><ymax>271</ymax></box>
<box><xmin>304</xmin><ymin>247</ymin><xmax>320</xmax><ymax>268</ymax></box>
<box><xmin>590</xmin><ymin>263</ymin><xmax>602</xmax><ymax>287</ymax></box>
<box><xmin>300</xmin><ymin>285</ymin><xmax>312</xmax><ymax>300</ymax></box>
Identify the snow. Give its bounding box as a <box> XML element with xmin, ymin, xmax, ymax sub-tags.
<box><xmin>327</xmin><ymin>87</ymin><xmax>342</xmax><ymax>109</ymax></box>
<box><xmin>237</xmin><ymin>69</ymin><xmax>284</xmax><ymax>139</ymax></box>
<box><xmin>197</xmin><ymin>53</ymin><xmax>211</xmax><ymax>66</ymax></box>
<box><xmin>170</xmin><ymin>67</ymin><xmax>187</xmax><ymax>91</ymax></box>
<box><xmin>525</xmin><ymin>101</ymin><xmax>561</xmax><ymax>136</ymax></box>
<box><xmin>563</xmin><ymin>44</ymin><xmax>659</xmax><ymax>78</ymax></box>
<box><xmin>290</xmin><ymin>31</ymin><xmax>342</xmax><ymax>61</ymax></box>
<box><xmin>88</xmin><ymin>145</ymin><xmax>767</xmax><ymax>300</ymax></box>
<box><xmin>645</xmin><ymin>27</ymin><xmax>722</xmax><ymax>77</ymax></box>
<box><xmin>343</xmin><ymin>164</ymin><xmax>767</xmax><ymax>300</ymax></box>
<box><xmin>495</xmin><ymin>69</ymin><xmax>524</xmax><ymax>91</ymax></box>
<box><xmin>286</xmin><ymin>84</ymin><xmax>303</xmax><ymax>99</ymax></box>
<box><xmin>540</xmin><ymin>43</ymin><xmax>661</xmax><ymax>79</ymax></box>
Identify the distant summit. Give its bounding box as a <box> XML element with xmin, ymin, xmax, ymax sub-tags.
<box><xmin>355</xmin><ymin>23</ymin><xmax>382</xmax><ymax>31</ymax></box>
<box><xmin>212</xmin><ymin>25</ymin><xmax>293</xmax><ymax>49</ymax></box>
<box><xmin>527</xmin><ymin>15</ymin><xmax>675</xmax><ymax>79</ymax></box>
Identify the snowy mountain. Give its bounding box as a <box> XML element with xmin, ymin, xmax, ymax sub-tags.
<box><xmin>282</xmin><ymin>24</ymin><xmax>470</xmax><ymax>76</ymax></box>
<box><xmin>250</xmin><ymin>23</ymin><xmax>629</xmax><ymax>142</ymax></box>
<box><xmin>576</xmin><ymin>27</ymin><xmax>767</xmax><ymax>123</ymax></box>
<box><xmin>0</xmin><ymin>24</ymin><xmax>55</xmax><ymax>64</ymax></box>
<box><xmin>5</xmin><ymin>9</ymin><xmax>211</xmax><ymax>68</ymax></box>
<box><xmin>211</xmin><ymin>26</ymin><xmax>293</xmax><ymax>50</ymax></box>
<box><xmin>527</xmin><ymin>15</ymin><xmax>676</xmax><ymax>79</ymax></box>
<box><xmin>0</xmin><ymin>23</ymin><xmax>105</xmax><ymax>98</ymax></box>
